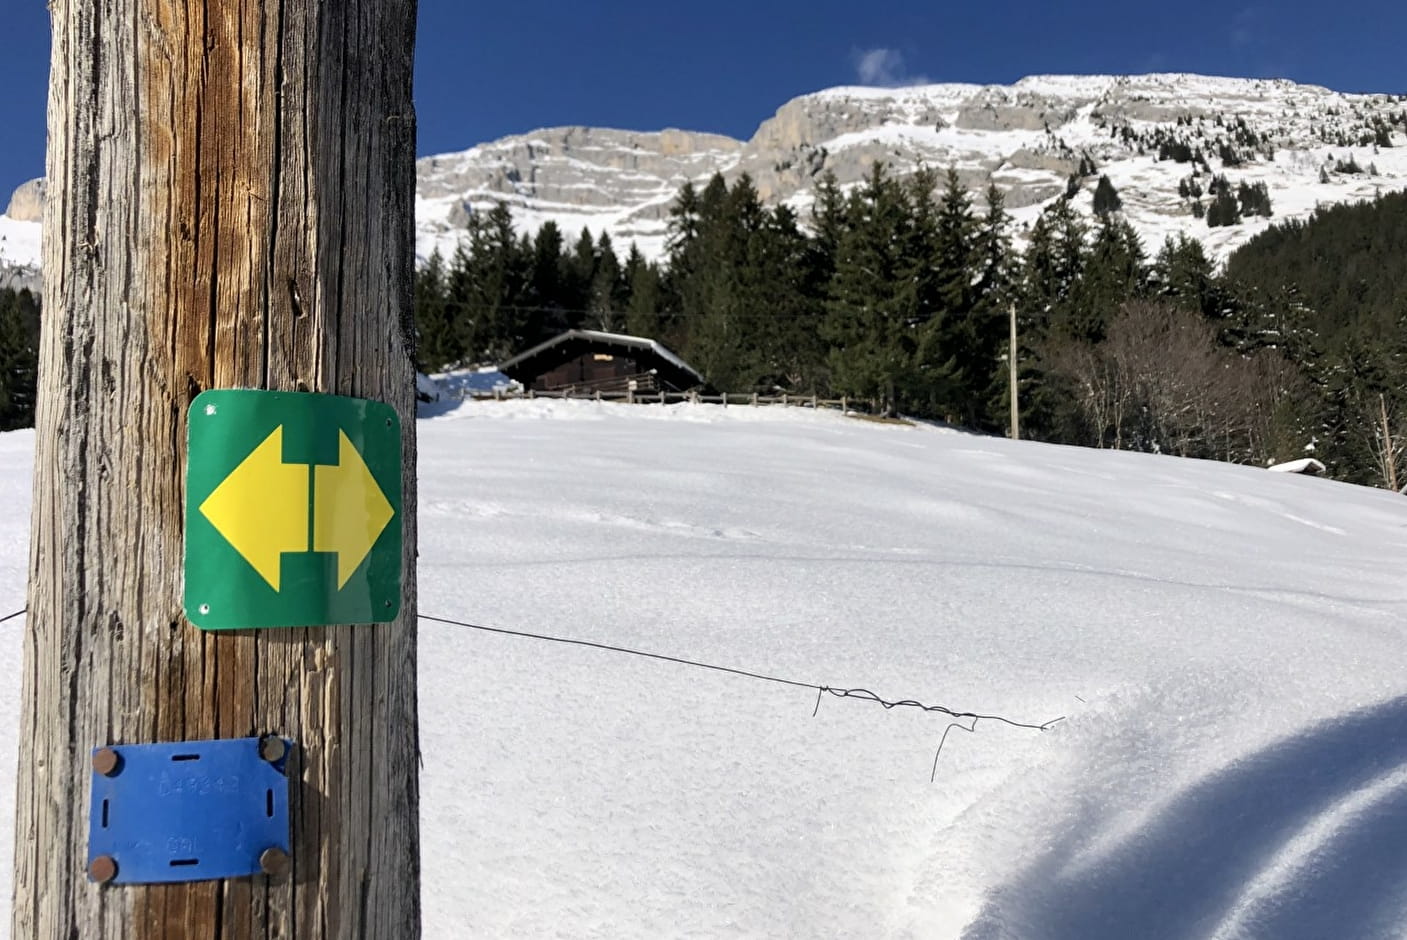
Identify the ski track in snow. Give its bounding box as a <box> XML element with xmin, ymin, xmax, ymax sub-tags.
<box><xmin>3</xmin><ymin>403</ymin><xmax>1407</xmax><ymax>937</ymax></box>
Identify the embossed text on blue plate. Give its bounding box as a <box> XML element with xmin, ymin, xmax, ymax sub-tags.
<box><xmin>87</xmin><ymin>736</ymin><xmax>292</xmax><ymax>884</ymax></box>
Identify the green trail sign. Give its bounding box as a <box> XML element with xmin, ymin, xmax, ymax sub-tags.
<box><xmin>184</xmin><ymin>390</ymin><xmax>402</xmax><ymax>630</ymax></box>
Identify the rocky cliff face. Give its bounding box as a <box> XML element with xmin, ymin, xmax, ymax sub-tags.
<box><xmin>414</xmin><ymin>73</ymin><xmax>1407</xmax><ymax>263</ymax></box>
<box><xmin>8</xmin><ymin>73</ymin><xmax>1407</xmax><ymax>281</ymax></box>
<box><xmin>4</xmin><ymin>178</ymin><xmax>44</xmax><ymax>223</ymax></box>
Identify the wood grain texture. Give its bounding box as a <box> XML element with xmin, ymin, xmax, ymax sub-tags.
<box><xmin>14</xmin><ymin>1</ymin><xmax>421</xmax><ymax>936</ymax></box>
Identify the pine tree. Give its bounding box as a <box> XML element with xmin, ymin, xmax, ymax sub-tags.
<box><xmin>808</xmin><ymin>172</ymin><xmax>848</xmax><ymax>291</ymax></box>
<box><xmin>1016</xmin><ymin>199</ymin><xmax>1090</xmax><ymax>443</ymax></box>
<box><xmin>1236</xmin><ymin>181</ymin><xmax>1274</xmax><ymax>218</ymax></box>
<box><xmin>1092</xmin><ymin>175</ymin><xmax>1123</xmax><ymax>217</ymax></box>
<box><xmin>0</xmin><ymin>287</ymin><xmax>40</xmax><ymax>430</ymax></box>
<box><xmin>914</xmin><ymin>167</ymin><xmax>984</xmax><ymax>420</ymax></box>
<box><xmin>622</xmin><ymin>243</ymin><xmax>663</xmax><ymax>339</ymax></box>
<box><xmin>970</xmin><ymin>183</ymin><xmax>1018</xmax><ymax>428</ymax></box>
<box><xmin>449</xmin><ymin>201</ymin><xmax>528</xmax><ymax>363</ymax></box>
<box><xmin>586</xmin><ymin>232</ymin><xmax>624</xmax><ymax>331</ymax></box>
<box><xmin>1074</xmin><ymin>217</ymin><xmax>1146</xmax><ymax>342</ymax></box>
<box><xmin>822</xmin><ymin>163</ymin><xmax>925</xmax><ymax>414</ymax></box>
<box><xmin>1206</xmin><ymin>184</ymin><xmax>1241</xmax><ymax>228</ymax></box>
<box><xmin>676</xmin><ymin>174</ymin><xmax>762</xmax><ymax>391</ymax></box>
<box><xmin>412</xmin><ymin>248</ymin><xmax>456</xmax><ymax>371</ymax></box>
<box><xmin>526</xmin><ymin>221</ymin><xmax>565</xmax><ymax>303</ymax></box>
<box><xmin>748</xmin><ymin>203</ymin><xmax>825</xmax><ymax>392</ymax></box>
<box><xmin>566</xmin><ymin>227</ymin><xmax>598</xmax><ymax>324</ymax></box>
<box><xmin>1153</xmin><ymin>234</ymin><xmax>1218</xmax><ymax>317</ymax></box>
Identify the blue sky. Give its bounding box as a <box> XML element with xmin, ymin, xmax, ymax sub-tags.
<box><xmin>3</xmin><ymin>0</ymin><xmax>1406</xmax><ymax>201</ymax></box>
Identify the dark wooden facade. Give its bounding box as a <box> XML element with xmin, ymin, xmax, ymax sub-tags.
<box><xmin>499</xmin><ymin>330</ymin><xmax>711</xmax><ymax>395</ymax></box>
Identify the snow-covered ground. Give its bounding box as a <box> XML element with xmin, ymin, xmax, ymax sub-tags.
<box><xmin>2</xmin><ymin>400</ymin><xmax>1407</xmax><ymax>937</ymax></box>
<box><xmin>0</xmin><ymin>216</ymin><xmax>40</xmax><ymax>273</ymax></box>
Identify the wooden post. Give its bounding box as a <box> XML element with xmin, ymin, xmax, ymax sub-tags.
<box><xmin>1380</xmin><ymin>393</ymin><xmax>1399</xmax><ymax>492</ymax></box>
<box><xmin>15</xmin><ymin>1</ymin><xmax>421</xmax><ymax>937</ymax></box>
<box><xmin>1009</xmin><ymin>303</ymin><xmax>1020</xmax><ymax>441</ymax></box>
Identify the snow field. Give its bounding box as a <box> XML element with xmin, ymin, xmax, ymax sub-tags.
<box><xmin>1</xmin><ymin>401</ymin><xmax>1406</xmax><ymax>936</ymax></box>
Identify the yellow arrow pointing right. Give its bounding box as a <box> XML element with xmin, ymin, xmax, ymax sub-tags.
<box><xmin>313</xmin><ymin>430</ymin><xmax>396</xmax><ymax>588</ymax></box>
<box><xmin>199</xmin><ymin>426</ymin><xmax>311</xmax><ymax>591</ymax></box>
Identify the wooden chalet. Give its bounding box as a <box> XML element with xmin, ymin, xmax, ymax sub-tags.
<box><xmin>498</xmin><ymin>330</ymin><xmax>711</xmax><ymax>396</ymax></box>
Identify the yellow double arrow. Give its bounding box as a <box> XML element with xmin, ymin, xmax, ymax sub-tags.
<box><xmin>198</xmin><ymin>427</ymin><xmax>395</xmax><ymax>591</ymax></box>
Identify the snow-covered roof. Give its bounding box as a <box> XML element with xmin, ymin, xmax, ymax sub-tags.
<box><xmin>498</xmin><ymin>329</ymin><xmax>707</xmax><ymax>390</ymax></box>
<box><xmin>1268</xmin><ymin>457</ymin><xmax>1327</xmax><ymax>475</ymax></box>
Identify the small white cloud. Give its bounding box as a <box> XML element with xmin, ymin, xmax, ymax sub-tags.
<box><xmin>1231</xmin><ymin>6</ymin><xmax>1262</xmax><ymax>48</ymax></box>
<box><xmin>854</xmin><ymin>48</ymin><xmax>929</xmax><ymax>87</ymax></box>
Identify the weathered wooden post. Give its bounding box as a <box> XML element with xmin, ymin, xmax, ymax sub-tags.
<box><xmin>14</xmin><ymin>0</ymin><xmax>422</xmax><ymax>935</ymax></box>
<box><xmin>1009</xmin><ymin>303</ymin><xmax>1020</xmax><ymax>441</ymax></box>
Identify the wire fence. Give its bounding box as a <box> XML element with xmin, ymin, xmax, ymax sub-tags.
<box><xmin>1</xmin><ymin>606</ymin><xmax>1065</xmax><ymax>779</ymax></box>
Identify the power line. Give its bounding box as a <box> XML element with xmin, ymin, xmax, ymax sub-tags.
<box><xmin>0</xmin><ymin>609</ymin><xmax>24</xmax><ymax>625</ymax></box>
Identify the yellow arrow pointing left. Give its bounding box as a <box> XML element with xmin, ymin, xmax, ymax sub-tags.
<box><xmin>199</xmin><ymin>426</ymin><xmax>310</xmax><ymax>591</ymax></box>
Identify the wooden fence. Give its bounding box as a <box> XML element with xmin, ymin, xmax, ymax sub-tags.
<box><xmin>463</xmin><ymin>385</ymin><xmax>869</xmax><ymax>414</ymax></box>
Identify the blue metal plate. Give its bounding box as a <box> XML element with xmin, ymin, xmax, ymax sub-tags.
<box><xmin>88</xmin><ymin>736</ymin><xmax>292</xmax><ymax>884</ymax></box>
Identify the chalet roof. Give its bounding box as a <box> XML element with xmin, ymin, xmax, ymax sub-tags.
<box><xmin>497</xmin><ymin>329</ymin><xmax>708</xmax><ymax>391</ymax></box>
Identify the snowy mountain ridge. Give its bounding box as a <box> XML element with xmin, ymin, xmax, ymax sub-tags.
<box><xmin>5</xmin><ymin>72</ymin><xmax>1407</xmax><ymax>283</ymax></box>
<box><xmin>415</xmin><ymin>71</ymin><xmax>1407</xmax><ymax>263</ymax></box>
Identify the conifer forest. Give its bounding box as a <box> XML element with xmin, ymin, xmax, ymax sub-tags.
<box><xmin>411</xmin><ymin>168</ymin><xmax>1407</xmax><ymax>489</ymax></box>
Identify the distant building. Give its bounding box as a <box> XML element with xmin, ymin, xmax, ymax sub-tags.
<box><xmin>1268</xmin><ymin>458</ymin><xmax>1326</xmax><ymax>476</ymax></box>
<box><xmin>498</xmin><ymin>330</ymin><xmax>710</xmax><ymax>395</ymax></box>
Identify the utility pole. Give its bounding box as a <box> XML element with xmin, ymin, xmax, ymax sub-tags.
<box><xmin>1009</xmin><ymin>303</ymin><xmax>1020</xmax><ymax>441</ymax></box>
<box><xmin>14</xmin><ymin>1</ymin><xmax>421</xmax><ymax>936</ymax></box>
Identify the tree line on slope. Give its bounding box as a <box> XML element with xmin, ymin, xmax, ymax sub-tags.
<box><xmin>412</xmin><ymin>167</ymin><xmax>1407</xmax><ymax>488</ymax></box>
<box><xmin>0</xmin><ymin>287</ymin><xmax>39</xmax><ymax>432</ymax></box>
<box><xmin>0</xmin><ymin>175</ymin><xmax>1398</xmax><ymax>490</ymax></box>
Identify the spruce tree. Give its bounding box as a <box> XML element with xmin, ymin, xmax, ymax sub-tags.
<box><xmin>748</xmin><ymin>203</ymin><xmax>825</xmax><ymax>392</ymax></box>
<box><xmin>450</xmin><ymin>201</ymin><xmax>528</xmax><ymax>363</ymax></box>
<box><xmin>1016</xmin><ymin>199</ymin><xmax>1090</xmax><ymax>442</ymax></box>
<box><xmin>0</xmin><ymin>287</ymin><xmax>40</xmax><ymax>431</ymax></box>
<box><xmin>526</xmin><ymin>221</ymin><xmax>566</xmax><ymax>304</ymax></box>
<box><xmin>622</xmin><ymin>243</ymin><xmax>664</xmax><ymax>339</ymax></box>
<box><xmin>1153</xmin><ymin>234</ymin><xmax>1218</xmax><ymax>317</ymax></box>
<box><xmin>1092</xmin><ymin>175</ymin><xmax>1123</xmax><ymax>217</ymax></box>
<box><xmin>971</xmin><ymin>183</ymin><xmax>1018</xmax><ymax>428</ymax></box>
<box><xmin>1207</xmin><ymin>184</ymin><xmax>1241</xmax><ymax>228</ymax></box>
<box><xmin>822</xmin><ymin>163</ymin><xmax>923</xmax><ymax>414</ymax></box>
<box><xmin>412</xmin><ymin>248</ymin><xmax>456</xmax><ymax>371</ymax></box>
<box><xmin>587</xmin><ymin>232</ymin><xmax>624</xmax><ymax>331</ymax></box>
<box><xmin>917</xmin><ymin>167</ymin><xmax>984</xmax><ymax>421</ymax></box>
<box><xmin>1074</xmin><ymin>218</ymin><xmax>1146</xmax><ymax>342</ymax></box>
